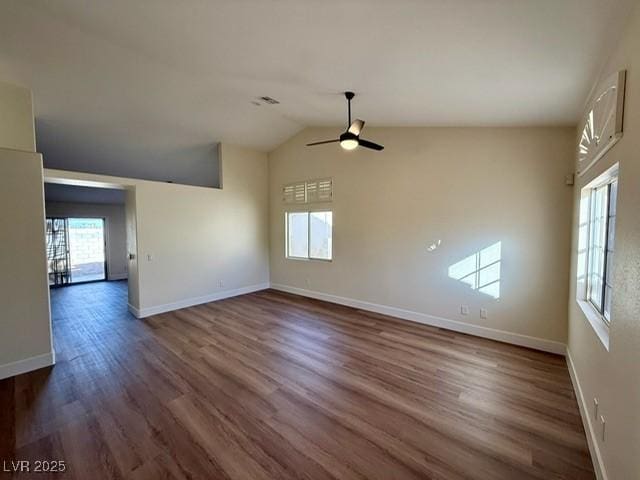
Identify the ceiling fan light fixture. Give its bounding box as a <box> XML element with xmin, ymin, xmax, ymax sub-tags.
<box><xmin>306</xmin><ymin>91</ymin><xmax>384</xmax><ymax>151</ymax></box>
<box><xmin>340</xmin><ymin>138</ymin><xmax>358</xmax><ymax>150</ymax></box>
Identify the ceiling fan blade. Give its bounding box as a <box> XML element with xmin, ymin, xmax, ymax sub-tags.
<box><xmin>306</xmin><ymin>139</ymin><xmax>339</xmax><ymax>146</ymax></box>
<box><xmin>358</xmin><ymin>139</ymin><xmax>384</xmax><ymax>151</ymax></box>
<box><xmin>348</xmin><ymin>119</ymin><xmax>365</xmax><ymax>136</ymax></box>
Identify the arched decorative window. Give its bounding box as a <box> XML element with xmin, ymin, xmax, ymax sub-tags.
<box><xmin>577</xmin><ymin>70</ymin><xmax>626</xmax><ymax>176</ymax></box>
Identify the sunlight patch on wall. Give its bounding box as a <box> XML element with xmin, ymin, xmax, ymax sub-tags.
<box><xmin>448</xmin><ymin>242</ymin><xmax>501</xmax><ymax>299</ymax></box>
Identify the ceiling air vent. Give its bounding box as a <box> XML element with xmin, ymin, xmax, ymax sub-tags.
<box><xmin>259</xmin><ymin>96</ymin><xmax>280</xmax><ymax>105</ymax></box>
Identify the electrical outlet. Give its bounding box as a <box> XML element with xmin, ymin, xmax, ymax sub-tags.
<box><xmin>600</xmin><ymin>415</ymin><xmax>606</xmax><ymax>442</ymax></box>
<box><xmin>480</xmin><ymin>308</ymin><xmax>488</xmax><ymax>319</ymax></box>
<box><xmin>460</xmin><ymin>305</ymin><xmax>469</xmax><ymax>315</ymax></box>
<box><xmin>218</xmin><ymin>280</ymin><xmax>224</xmax><ymax>288</ymax></box>
<box><xmin>146</xmin><ymin>254</ymin><xmax>153</xmax><ymax>261</ymax></box>
<box><xmin>305</xmin><ymin>278</ymin><xmax>310</xmax><ymax>287</ymax></box>
<box><xmin>593</xmin><ymin>398</ymin><xmax>599</xmax><ymax>419</ymax></box>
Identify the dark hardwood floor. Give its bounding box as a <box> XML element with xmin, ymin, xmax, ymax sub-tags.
<box><xmin>0</xmin><ymin>281</ymin><xmax>594</xmax><ymax>479</ymax></box>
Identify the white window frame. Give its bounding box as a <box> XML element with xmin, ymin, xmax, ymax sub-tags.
<box><xmin>576</xmin><ymin>163</ymin><xmax>618</xmax><ymax>350</ymax></box>
<box><xmin>586</xmin><ymin>183</ymin><xmax>615</xmax><ymax>321</ymax></box>
<box><xmin>285</xmin><ymin>210</ymin><xmax>333</xmax><ymax>262</ymax></box>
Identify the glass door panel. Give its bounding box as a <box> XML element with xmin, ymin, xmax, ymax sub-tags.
<box><xmin>67</xmin><ymin>218</ymin><xmax>106</xmax><ymax>283</ymax></box>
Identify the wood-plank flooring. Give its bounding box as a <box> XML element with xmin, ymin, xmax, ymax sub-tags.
<box><xmin>0</xmin><ymin>281</ymin><xmax>594</xmax><ymax>479</ymax></box>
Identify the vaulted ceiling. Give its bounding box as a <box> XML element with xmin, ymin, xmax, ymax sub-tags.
<box><xmin>0</xmin><ymin>0</ymin><xmax>635</xmax><ymax>175</ymax></box>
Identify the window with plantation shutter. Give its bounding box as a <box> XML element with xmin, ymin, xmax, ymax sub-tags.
<box><xmin>577</xmin><ymin>70</ymin><xmax>626</xmax><ymax>176</ymax></box>
<box><xmin>317</xmin><ymin>178</ymin><xmax>332</xmax><ymax>202</ymax></box>
<box><xmin>293</xmin><ymin>182</ymin><xmax>306</xmax><ymax>203</ymax></box>
<box><xmin>282</xmin><ymin>178</ymin><xmax>332</xmax><ymax>204</ymax></box>
<box><xmin>306</xmin><ymin>180</ymin><xmax>318</xmax><ymax>203</ymax></box>
<box><xmin>283</xmin><ymin>182</ymin><xmax>307</xmax><ymax>204</ymax></box>
<box><xmin>282</xmin><ymin>184</ymin><xmax>295</xmax><ymax>203</ymax></box>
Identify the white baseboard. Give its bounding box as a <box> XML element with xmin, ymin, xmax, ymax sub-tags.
<box><xmin>129</xmin><ymin>282</ymin><xmax>271</xmax><ymax>319</ymax></box>
<box><xmin>270</xmin><ymin>283</ymin><xmax>566</xmax><ymax>355</ymax></box>
<box><xmin>109</xmin><ymin>272</ymin><xmax>128</xmax><ymax>281</ymax></box>
<box><xmin>0</xmin><ymin>351</ymin><xmax>56</xmax><ymax>380</ymax></box>
<box><xmin>566</xmin><ymin>349</ymin><xmax>607</xmax><ymax>480</ymax></box>
<box><xmin>127</xmin><ymin>302</ymin><xmax>141</xmax><ymax>318</ymax></box>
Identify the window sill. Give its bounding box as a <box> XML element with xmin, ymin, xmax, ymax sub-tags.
<box><xmin>576</xmin><ymin>299</ymin><xmax>610</xmax><ymax>351</ymax></box>
<box><xmin>285</xmin><ymin>256</ymin><xmax>332</xmax><ymax>263</ymax></box>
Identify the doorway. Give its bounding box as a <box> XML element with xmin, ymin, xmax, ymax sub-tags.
<box><xmin>42</xmin><ymin>180</ymin><xmax>139</xmax><ymax>317</ymax></box>
<box><xmin>46</xmin><ymin>217</ymin><xmax>107</xmax><ymax>286</ymax></box>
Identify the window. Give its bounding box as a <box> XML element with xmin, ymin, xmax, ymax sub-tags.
<box><xmin>577</xmin><ymin>70</ymin><xmax>626</xmax><ymax>176</ymax></box>
<box><xmin>577</xmin><ymin>162</ymin><xmax>618</xmax><ymax>340</ymax></box>
<box><xmin>586</xmin><ymin>178</ymin><xmax>617</xmax><ymax>322</ymax></box>
<box><xmin>286</xmin><ymin>211</ymin><xmax>332</xmax><ymax>260</ymax></box>
<box><xmin>283</xmin><ymin>178</ymin><xmax>332</xmax><ymax>204</ymax></box>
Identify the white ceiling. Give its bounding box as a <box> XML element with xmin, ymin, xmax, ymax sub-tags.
<box><xmin>0</xmin><ymin>0</ymin><xmax>635</xmax><ymax>163</ymax></box>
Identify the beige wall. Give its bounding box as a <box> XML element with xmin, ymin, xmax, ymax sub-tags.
<box><xmin>567</xmin><ymin>5</ymin><xmax>640</xmax><ymax>479</ymax></box>
<box><xmin>0</xmin><ymin>148</ymin><xmax>53</xmax><ymax>379</ymax></box>
<box><xmin>0</xmin><ymin>80</ymin><xmax>36</xmax><ymax>152</ymax></box>
<box><xmin>269</xmin><ymin>127</ymin><xmax>575</xmax><ymax>350</ymax></box>
<box><xmin>134</xmin><ymin>143</ymin><xmax>269</xmax><ymax>312</ymax></box>
<box><xmin>45</xmin><ymin>142</ymin><xmax>270</xmax><ymax>316</ymax></box>
<box><xmin>45</xmin><ymin>201</ymin><xmax>128</xmax><ymax>280</ymax></box>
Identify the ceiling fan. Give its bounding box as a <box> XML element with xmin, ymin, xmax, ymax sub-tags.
<box><xmin>307</xmin><ymin>91</ymin><xmax>384</xmax><ymax>151</ymax></box>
